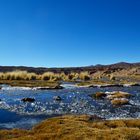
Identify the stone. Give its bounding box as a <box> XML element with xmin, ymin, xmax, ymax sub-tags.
<box><xmin>111</xmin><ymin>99</ymin><xmax>129</xmax><ymax>106</ymax></box>
<box><xmin>22</xmin><ymin>98</ymin><xmax>35</xmax><ymax>103</ymax></box>
<box><xmin>35</xmin><ymin>85</ymin><xmax>63</xmax><ymax>90</ymax></box>
<box><xmin>53</xmin><ymin>96</ymin><xmax>62</xmax><ymax>101</ymax></box>
<box><xmin>106</xmin><ymin>91</ymin><xmax>131</xmax><ymax>100</ymax></box>
<box><xmin>90</xmin><ymin>92</ymin><xmax>107</xmax><ymax>99</ymax></box>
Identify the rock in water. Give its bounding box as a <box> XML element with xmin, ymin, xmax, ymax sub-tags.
<box><xmin>106</xmin><ymin>91</ymin><xmax>132</xmax><ymax>100</ymax></box>
<box><xmin>54</xmin><ymin>85</ymin><xmax>63</xmax><ymax>89</ymax></box>
<box><xmin>35</xmin><ymin>85</ymin><xmax>63</xmax><ymax>90</ymax></box>
<box><xmin>90</xmin><ymin>92</ymin><xmax>107</xmax><ymax>99</ymax></box>
<box><xmin>53</xmin><ymin>96</ymin><xmax>62</xmax><ymax>101</ymax></box>
<box><xmin>21</xmin><ymin>98</ymin><xmax>35</xmax><ymax>103</ymax></box>
<box><xmin>111</xmin><ymin>99</ymin><xmax>129</xmax><ymax>106</ymax></box>
<box><xmin>36</xmin><ymin>87</ymin><xmax>50</xmax><ymax>90</ymax></box>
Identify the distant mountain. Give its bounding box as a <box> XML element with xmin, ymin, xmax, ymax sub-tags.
<box><xmin>0</xmin><ymin>62</ymin><xmax>140</xmax><ymax>74</ymax></box>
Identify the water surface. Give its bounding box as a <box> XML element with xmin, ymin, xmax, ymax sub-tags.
<box><xmin>0</xmin><ymin>84</ymin><xmax>140</xmax><ymax>129</ymax></box>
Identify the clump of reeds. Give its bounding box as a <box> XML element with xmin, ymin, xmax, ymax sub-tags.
<box><xmin>0</xmin><ymin>70</ymin><xmax>91</xmax><ymax>81</ymax></box>
<box><xmin>64</xmin><ymin>72</ymin><xmax>79</xmax><ymax>81</ymax></box>
<box><xmin>0</xmin><ymin>70</ymin><xmax>38</xmax><ymax>80</ymax></box>
<box><xmin>79</xmin><ymin>71</ymin><xmax>90</xmax><ymax>81</ymax></box>
<box><xmin>41</xmin><ymin>72</ymin><xmax>62</xmax><ymax>81</ymax></box>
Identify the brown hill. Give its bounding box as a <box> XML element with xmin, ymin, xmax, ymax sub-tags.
<box><xmin>0</xmin><ymin>62</ymin><xmax>140</xmax><ymax>74</ymax></box>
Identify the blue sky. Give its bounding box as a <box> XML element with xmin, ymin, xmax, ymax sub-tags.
<box><xmin>0</xmin><ymin>0</ymin><xmax>140</xmax><ymax>67</ymax></box>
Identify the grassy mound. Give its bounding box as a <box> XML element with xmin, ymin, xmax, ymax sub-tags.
<box><xmin>0</xmin><ymin>115</ymin><xmax>140</xmax><ymax>140</ymax></box>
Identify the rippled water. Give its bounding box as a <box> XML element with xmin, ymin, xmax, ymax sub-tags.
<box><xmin>0</xmin><ymin>84</ymin><xmax>140</xmax><ymax>129</ymax></box>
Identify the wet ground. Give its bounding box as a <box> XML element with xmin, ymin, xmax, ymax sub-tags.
<box><xmin>0</xmin><ymin>83</ymin><xmax>140</xmax><ymax>129</ymax></box>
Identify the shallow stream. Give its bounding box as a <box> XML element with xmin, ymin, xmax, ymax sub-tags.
<box><xmin>0</xmin><ymin>83</ymin><xmax>140</xmax><ymax>129</ymax></box>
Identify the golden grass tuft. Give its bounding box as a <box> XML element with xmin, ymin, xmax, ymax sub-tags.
<box><xmin>41</xmin><ymin>72</ymin><xmax>56</xmax><ymax>81</ymax></box>
<box><xmin>79</xmin><ymin>71</ymin><xmax>90</xmax><ymax>81</ymax></box>
<box><xmin>111</xmin><ymin>99</ymin><xmax>129</xmax><ymax>106</ymax></box>
<box><xmin>0</xmin><ymin>70</ymin><xmax>91</xmax><ymax>82</ymax></box>
<box><xmin>107</xmin><ymin>92</ymin><xmax>132</xmax><ymax>100</ymax></box>
<box><xmin>0</xmin><ymin>71</ymin><xmax>38</xmax><ymax>81</ymax></box>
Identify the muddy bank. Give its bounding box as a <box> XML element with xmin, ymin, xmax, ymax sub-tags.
<box><xmin>0</xmin><ymin>80</ymin><xmax>62</xmax><ymax>89</ymax></box>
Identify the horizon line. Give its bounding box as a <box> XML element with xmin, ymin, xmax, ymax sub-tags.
<box><xmin>0</xmin><ymin>61</ymin><xmax>140</xmax><ymax>69</ymax></box>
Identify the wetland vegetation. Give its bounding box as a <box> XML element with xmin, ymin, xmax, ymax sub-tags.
<box><xmin>0</xmin><ymin>62</ymin><xmax>140</xmax><ymax>140</ymax></box>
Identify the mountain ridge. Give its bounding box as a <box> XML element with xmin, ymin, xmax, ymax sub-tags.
<box><xmin>0</xmin><ymin>62</ymin><xmax>140</xmax><ymax>74</ymax></box>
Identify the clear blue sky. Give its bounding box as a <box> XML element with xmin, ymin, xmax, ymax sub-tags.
<box><xmin>0</xmin><ymin>0</ymin><xmax>140</xmax><ymax>67</ymax></box>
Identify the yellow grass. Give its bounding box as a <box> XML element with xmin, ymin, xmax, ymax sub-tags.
<box><xmin>0</xmin><ymin>70</ymin><xmax>140</xmax><ymax>84</ymax></box>
<box><xmin>0</xmin><ymin>71</ymin><xmax>38</xmax><ymax>81</ymax></box>
<box><xmin>79</xmin><ymin>71</ymin><xmax>90</xmax><ymax>81</ymax></box>
<box><xmin>0</xmin><ymin>70</ymin><xmax>91</xmax><ymax>82</ymax></box>
<box><xmin>0</xmin><ymin>115</ymin><xmax>140</xmax><ymax>140</ymax></box>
